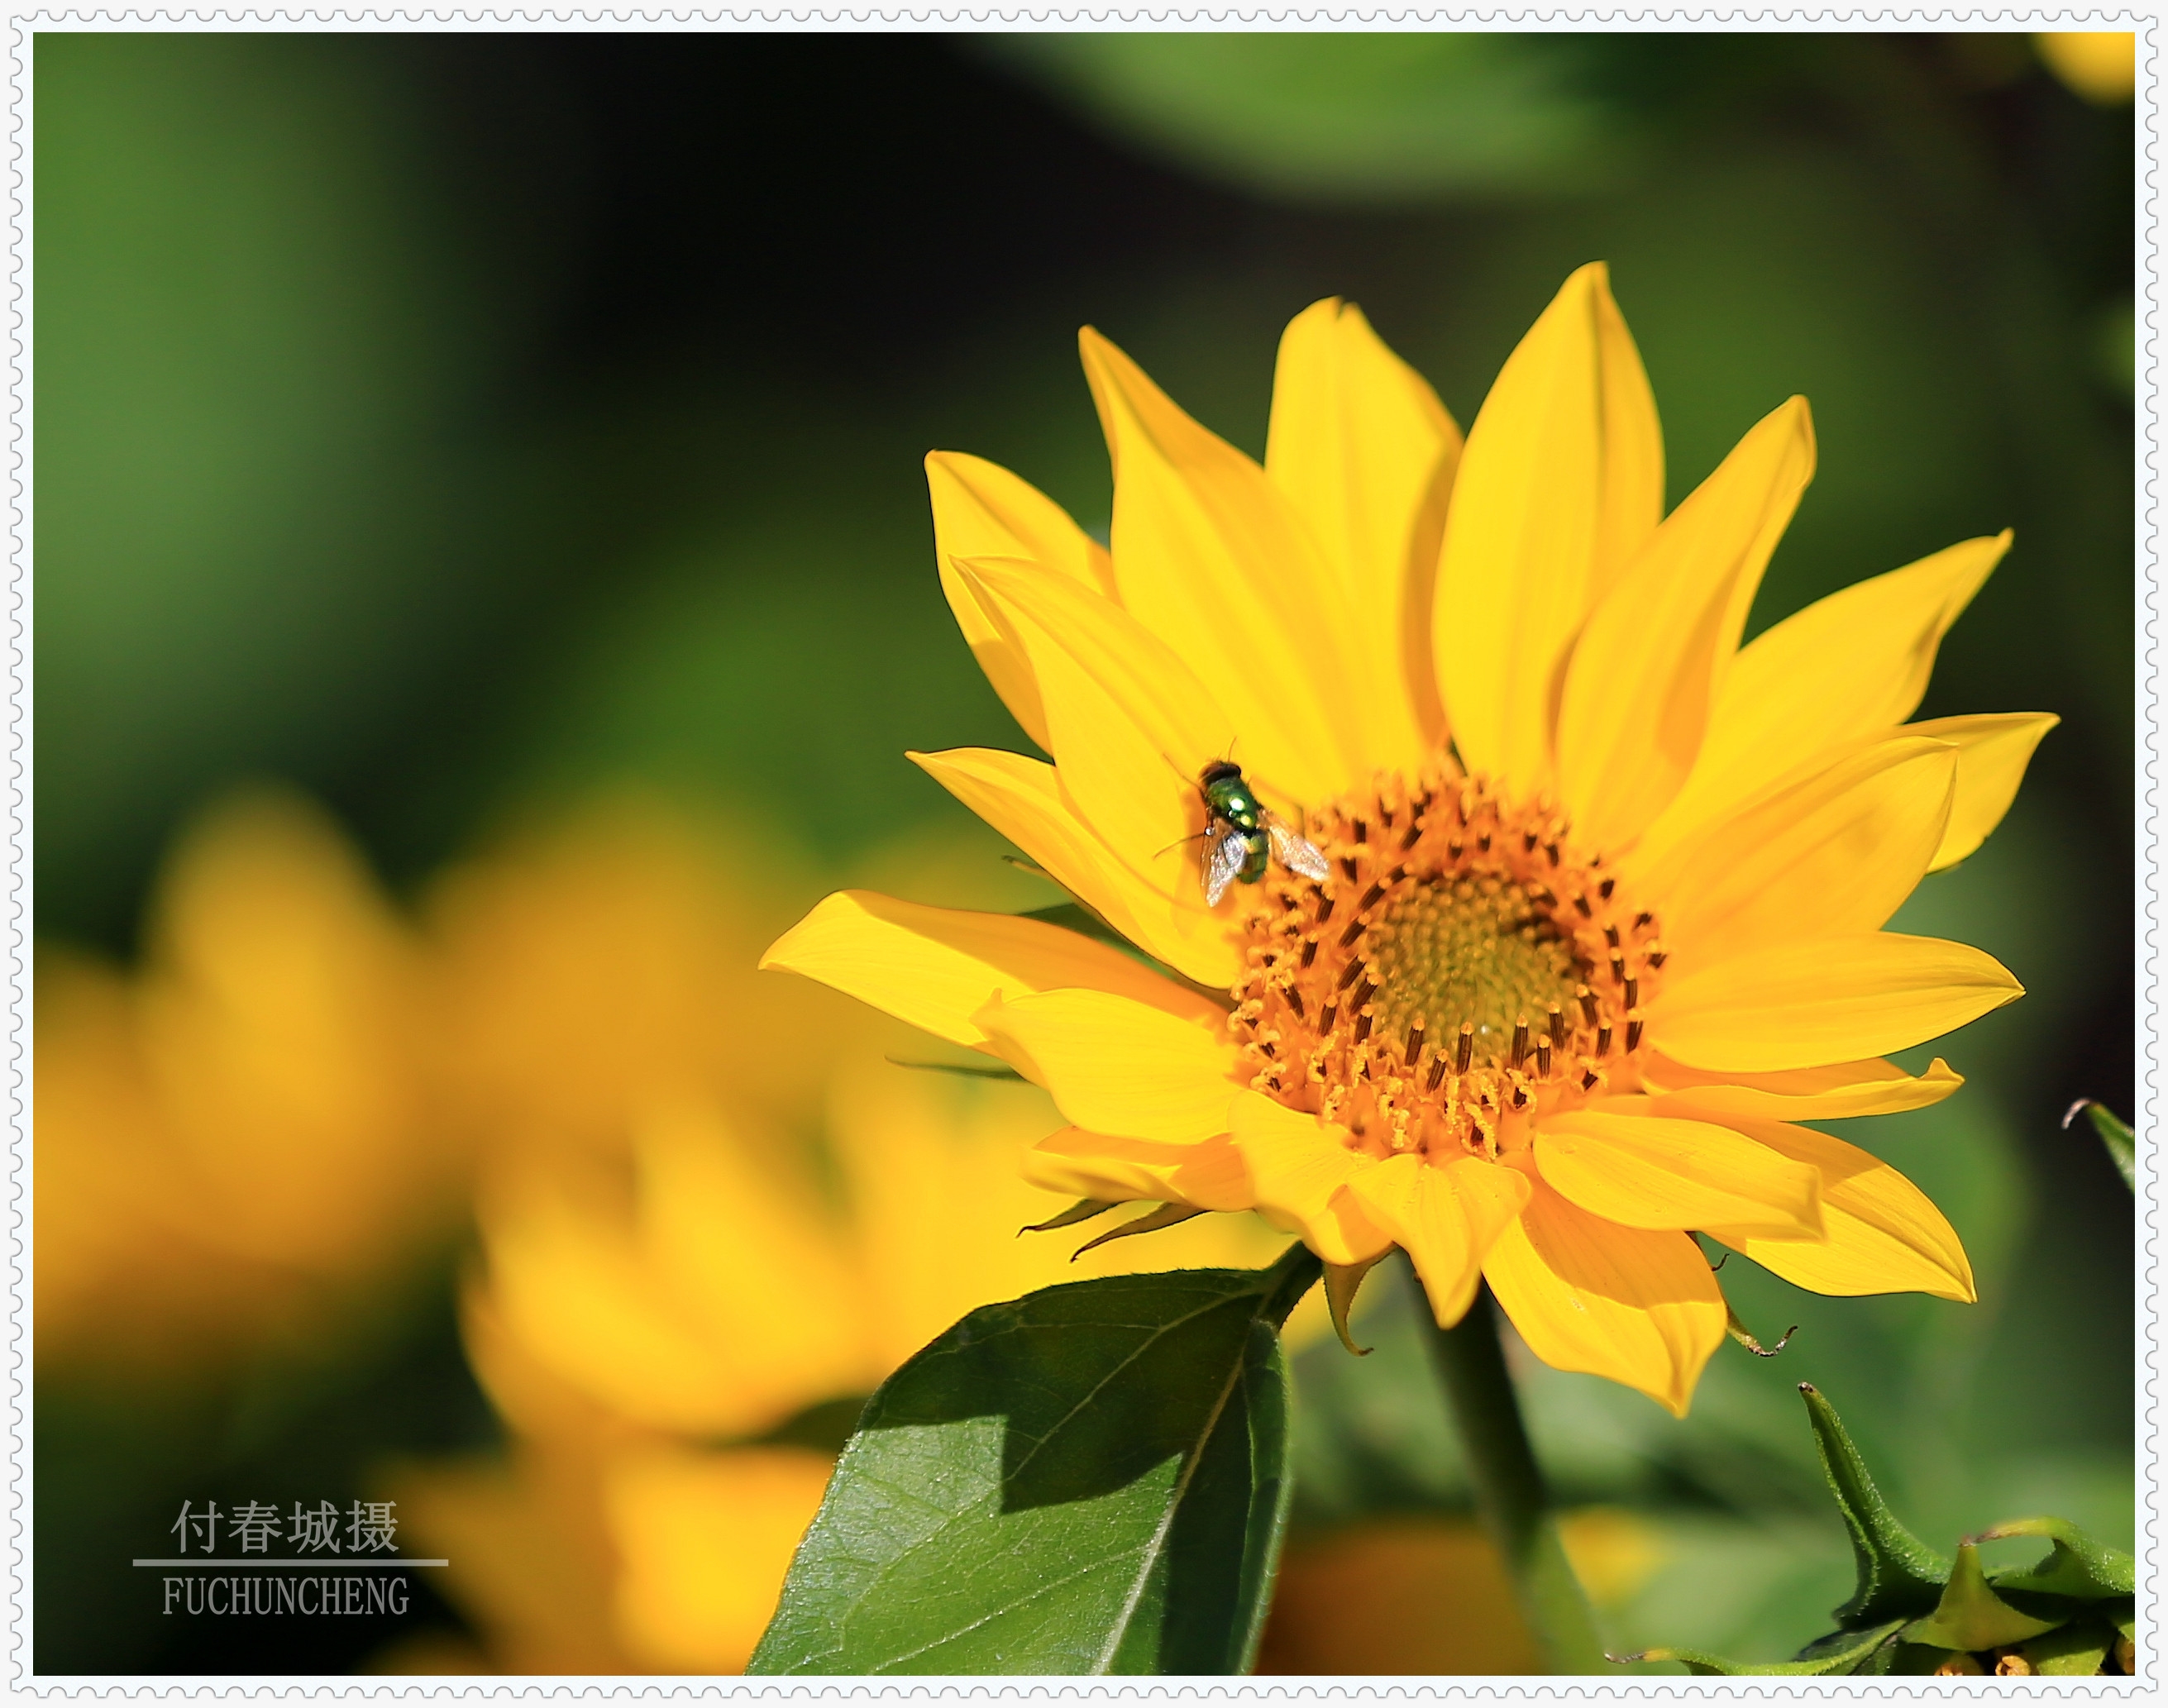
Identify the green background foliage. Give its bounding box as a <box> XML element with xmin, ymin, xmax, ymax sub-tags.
<box><xmin>1636</xmin><ymin>1384</ymin><xmax>2133</xmax><ymax>1672</ymax></box>
<box><xmin>35</xmin><ymin>31</ymin><xmax>2132</xmax><ymax>1674</ymax></box>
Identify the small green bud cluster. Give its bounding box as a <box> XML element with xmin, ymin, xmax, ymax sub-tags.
<box><xmin>1619</xmin><ymin>1385</ymin><xmax>2136</xmax><ymax>1676</ymax></box>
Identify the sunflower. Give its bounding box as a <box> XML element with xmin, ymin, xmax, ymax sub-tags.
<box><xmin>763</xmin><ymin>264</ymin><xmax>2051</xmax><ymax>1415</ymax></box>
<box><xmin>36</xmin><ymin>789</ymin><xmax>461</xmax><ymax>1373</ymax></box>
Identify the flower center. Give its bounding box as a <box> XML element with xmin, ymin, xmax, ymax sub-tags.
<box><xmin>1228</xmin><ymin>763</ymin><xmax>1664</xmax><ymax>1160</ymax></box>
<box><xmin>1366</xmin><ymin>876</ymin><xmax>1582</xmax><ymax>1069</ymax></box>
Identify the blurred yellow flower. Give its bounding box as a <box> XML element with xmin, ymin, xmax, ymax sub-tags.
<box><xmin>36</xmin><ymin>789</ymin><xmax>462</xmax><ymax>1372</ymax></box>
<box><xmin>394</xmin><ymin>797</ymin><xmax>1309</xmax><ymax>1674</ymax></box>
<box><xmin>766</xmin><ymin>266</ymin><xmax>2049</xmax><ymax>1415</ymax></box>
<box><xmin>427</xmin><ymin>797</ymin><xmax>843</xmax><ymax>1162</ymax></box>
<box><xmin>2035</xmin><ymin>31</ymin><xmax>2135</xmax><ymax>103</ymax></box>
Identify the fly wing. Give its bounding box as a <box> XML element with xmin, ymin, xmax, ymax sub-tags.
<box><xmin>1267</xmin><ymin>815</ymin><xmax>1330</xmax><ymax>881</ymax></box>
<box><xmin>1203</xmin><ymin>822</ymin><xmax>1249</xmax><ymax>906</ymax></box>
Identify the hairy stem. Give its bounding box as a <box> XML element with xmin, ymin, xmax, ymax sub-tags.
<box><xmin>1413</xmin><ymin>1271</ymin><xmax>1608</xmax><ymax>1674</ymax></box>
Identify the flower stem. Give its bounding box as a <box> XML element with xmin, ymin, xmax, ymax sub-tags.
<box><xmin>1411</xmin><ymin>1271</ymin><xmax>1608</xmax><ymax>1675</ymax></box>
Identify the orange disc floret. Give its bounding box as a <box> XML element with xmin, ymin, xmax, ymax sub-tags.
<box><xmin>1229</xmin><ymin>763</ymin><xmax>1664</xmax><ymax>1164</ymax></box>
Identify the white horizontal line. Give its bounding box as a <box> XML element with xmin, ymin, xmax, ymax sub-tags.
<box><xmin>131</xmin><ymin>1560</ymin><xmax>448</xmax><ymax>1568</ymax></box>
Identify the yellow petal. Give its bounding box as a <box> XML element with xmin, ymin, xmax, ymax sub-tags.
<box><xmin>829</xmin><ymin>1063</ymin><xmax>1302</xmax><ymax>1368</ymax></box>
<box><xmin>1028</xmin><ymin>633</ymin><xmax>1201</xmax><ymax>914</ymax></box>
<box><xmin>1226</xmin><ymin>1090</ymin><xmax>1394</xmax><ymax>1265</ymax></box>
<box><xmin>1081</xmin><ymin>326</ymin><xmax>1366</xmax><ymax>802</ymax></box>
<box><xmin>1641</xmin><ymin>732</ymin><xmax>1955</xmax><ymax>965</ymax></box>
<box><xmin>1649</xmin><ymin>932</ymin><xmax>2022</xmax><ymax>1073</ymax></box>
<box><xmin>1266</xmin><ymin>298</ymin><xmax>1461</xmax><ymax>767</ymax></box>
<box><xmin>131</xmin><ymin>789</ymin><xmax>443</xmax><ymax>1272</ymax></box>
<box><xmin>1642</xmin><ymin>1053</ymin><xmax>1964</xmax><ymax>1121</ymax></box>
<box><xmin>390</xmin><ymin>1445</ymin><xmax>633</xmax><ymax>1673</ymax></box>
<box><xmin>926</xmin><ymin>451</ymin><xmax>1116</xmax><ymax>751</ymax></box>
<box><xmin>950</xmin><ymin>559</ymin><xmax>1244</xmax><ymax>935</ymax></box>
<box><xmin>1021</xmin><ymin>1126</ymin><xmax>1258</xmax><ymax>1214</ymax></box>
<box><xmin>976</xmin><ymin>988</ymin><xmax>1240</xmax><ymax>1143</ymax></box>
<box><xmin>480</xmin><ymin>1112</ymin><xmax>867</xmax><ymax>1438</ymax></box>
<box><xmin>1554</xmin><ymin>397</ymin><xmax>1816</xmax><ymax>852</ymax></box>
<box><xmin>760</xmin><ymin>890</ymin><xmax>1215</xmax><ymax>1050</ymax></box>
<box><xmin>1912</xmin><ymin>713</ymin><xmax>2059</xmax><ymax>871</ymax></box>
<box><xmin>638</xmin><ymin>1111</ymin><xmax>871</xmax><ymax>1410</ymax></box>
<box><xmin>1345</xmin><ymin>1152</ymin><xmax>1528</xmax><ymax>1324</ymax></box>
<box><xmin>1637</xmin><ymin>533</ymin><xmax>2008</xmax><ymax>864</ymax></box>
<box><xmin>1482</xmin><ymin>1168</ymin><xmax>1724</xmax><ymax>1416</ymax></box>
<box><xmin>908</xmin><ymin>746</ymin><xmax>1239</xmax><ymax>989</ymax></box>
<box><xmin>604</xmin><ymin>1443</ymin><xmax>835</xmax><ymax>1672</ymax></box>
<box><xmin>1435</xmin><ymin>262</ymin><xmax>1662</xmax><ymax>793</ymax></box>
<box><xmin>1701</xmin><ymin>1116</ymin><xmax>1974</xmax><ymax>1302</ymax></box>
<box><xmin>927</xmin><ymin>451</ymin><xmax>1115</xmax><ymax>595</ymax></box>
<box><xmin>958</xmin><ymin>556</ymin><xmax>1232</xmax><ymax>774</ymax></box>
<box><xmin>1445</xmin><ymin>1156</ymin><xmax>1535</xmax><ymax>1262</ymax></box>
<box><xmin>1535</xmin><ymin>1107</ymin><xmax>1822</xmax><ymax>1238</ymax></box>
<box><xmin>1344</xmin><ymin>1154</ymin><xmax>1469</xmax><ymax>1316</ymax></box>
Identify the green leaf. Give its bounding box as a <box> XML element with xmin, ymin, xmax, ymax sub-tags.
<box><xmin>1625</xmin><ymin>1620</ymin><xmax>1905</xmax><ymax>1676</ymax></box>
<box><xmin>1798</xmin><ymin>1384</ymin><xmax>1951</xmax><ymax>1625</ymax></box>
<box><xmin>1979</xmin><ymin>1515</ymin><xmax>2136</xmax><ymax>1599</ymax></box>
<box><xmin>1903</xmin><ymin>1543</ymin><xmax>2063</xmax><ymax>1651</ymax></box>
<box><xmin>982</xmin><ymin>35</ymin><xmax>1632</xmax><ymax>206</ymax></box>
<box><xmin>2063</xmin><ymin>1099</ymin><xmax>2135</xmax><ymax>1189</ymax></box>
<box><xmin>747</xmin><ymin>1245</ymin><xmax>1323</xmax><ymax>1675</ymax></box>
<box><xmin>2019</xmin><ymin>1619</ymin><xmax>2117</xmax><ymax>1675</ymax></box>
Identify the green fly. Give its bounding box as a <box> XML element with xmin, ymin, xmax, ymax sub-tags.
<box><xmin>1198</xmin><ymin>761</ymin><xmax>1330</xmax><ymax>905</ymax></box>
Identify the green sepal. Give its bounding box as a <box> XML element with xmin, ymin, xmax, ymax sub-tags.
<box><xmin>1258</xmin><ymin>1241</ymin><xmax>1327</xmax><ymax>1325</ymax></box>
<box><xmin>888</xmin><ymin>1056</ymin><xmax>1028</xmax><ymax>1081</ymax></box>
<box><xmin>1898</xmin><ymin>1645</ymin><xmax>1980</xmax><ymax>1673</ymax></box>
<box><xmin>1622</xmin><ymin>1620</ymin><xmax>1905</xmax><ymax>1676</ymax></box>
<box><xmin>1789</xmin><ymin>1619</ymin><xmax>1909</xmax><ymax>1667</ymax></box>
<box><xmin>1846</xmin><ymin>1634</ymin><xmax>1907</xmax><ymax>1673</ymax></box>
<box><xmin>2019</xmin><ymin>1619</ymin><xmax>2118</xmax><ymax>1675</ymax></box>
<box><xmin>1071</xmin><ymin>1201</ymin><xmax>1206</xmax><ymax>1257</ymax></box>
<box><xmin>1799</xmin><ymin>1384</ymin><xmax>1951</xmax><ymax>1624</ymax></box>
<box><xmin>1902</xmin><ymin>1542</ymin><xmax>2063</xmax><ymax>1651</ymax></box>
<box><xmin>1724</xmin><ymin>1304</ymin><xmax>1796</xmax><ymax>1357</ymax></box>
<box><xmin>1019</xmin><ymin>1197</ymin><xmax>1122</xmax><ymax>1234</ymax></box>
<box><xmin>1321</xmin><ymin>1255</ymin><xmax>1384</xmax><ymax>1356</ymax></box>
<box><xmin>2064</xmin><ymin>1098</ymin><xmax>2134</xmax><ymax>1189</ymax></box>
<box><xmin>1979</xmin><ymin>1515</ymin><xmax>2137</xmax><ymax>1599</ymax></box>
